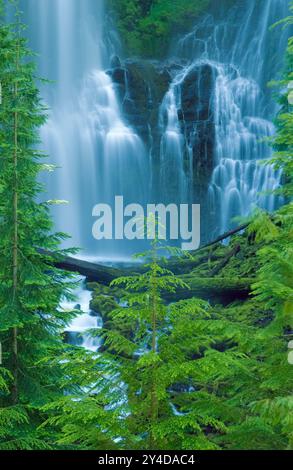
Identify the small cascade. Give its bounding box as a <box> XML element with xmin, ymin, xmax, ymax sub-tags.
<box><xmin>63</xmin><ymin>281</ymin><xmax>102</xmax><ymax>352</ymax></box>
<box><xmin>159</xmin><ymin>69</ymin><xmax>188</xmax><ymax>204</ymax></box>
<box><xmin>160</xmin><ymin>0</ymin><xmax>289</xmax><ymax>237</ymax></box>
<box><xmin>208</xmin><ymin>63</ymin><xmax>284</xmax><ymax>232</ymax></box>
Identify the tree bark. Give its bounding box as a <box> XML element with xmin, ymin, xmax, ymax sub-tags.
<box><xmin>149</xmin><ymin>249</ymin><xmax>159</xmax><ymax>450</ymax></box>
<box><xmin>163</xmin><ymin>277</ymin><xmax>253</xmax><ymax>302</ymax></box>
<box><xmin>11</xmin><ymin>39</ymin><xmax>19</xmax><ymax>405</ymax></box>
<box><xmin>42</xmin><ymin>251</ymin><xmax>127</xmax><ymax>284</ymax></box>
<box><xmin>196</xmin><ymin>223</ymin><xmax>249</xmax><ymax>252</ymax></box>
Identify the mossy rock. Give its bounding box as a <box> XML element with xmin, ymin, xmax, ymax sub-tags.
<box><xmin>90</xmin><ymin>295</ymin><xmax>119</xmax><ymax>321</ymax></box>
<box><xmin>86</xmin><ymin>282</ymin><xmax>125</xmax><ymax>301</ymax></box>
<box><xmin>87</xmin><ymin>282</ymin><xmax>110</xmax><ymax>295</ymax></box>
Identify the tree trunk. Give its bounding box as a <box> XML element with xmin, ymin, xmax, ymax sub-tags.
<box><xmin>11</xmin><ymin>40</ymin><xmax>19</xmax><ymax>405</ymax></box>
<box><xmin>163</xmin><ymin>277</ymin><xmax>253</xmax><ymax>302</ymax></box>
<box><xmin>149</xmin><ymin>252</ymin><xmax>159</xmax><ymax>450</ymax></box>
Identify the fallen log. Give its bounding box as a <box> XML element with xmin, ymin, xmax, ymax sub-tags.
<box><xmin>41</xmin><ymin>223</ymin><xmax>250</xmax><ymax>285</ymax></box>
<box><xmin>209</xmin><ymin>244</ymin><xmax>241</xmax><ymax>277</ymax></box>
<box><xmin>42</xmin><ymin>251</ymin><xmax>128</xmax><ymax>285</ymax></box>
<box><xmin>193</xmin><ymin>223</ymin><xmax>249</xmax><ymax>254</ymax></box>
<box><xmin>165</xmin><ymin>224</ymin><xmax>248</xmax><ymax>273</ymax></box>
<box><xmin>163</xmin><ymin>276</ymin><xmax>253</xmax><ymax>302</ymax></box>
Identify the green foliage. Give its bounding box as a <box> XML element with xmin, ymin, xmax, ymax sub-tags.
<box><xmin>268</xmin><ymin>5</ymin><xmax>293</xmax><ymax>199</ymax></box>
<box><xmin>0</xmin><ymin>0</ymin><xmax>292</xmax><ymax>453</ymax></box>
<box><xmin>244</xmin><ymin>14</ymin><xmax>293</xmax><ymax>447</ymax></box>
<box><xmin>39</xmin><ymin>347</ymin><xmax>125</xmax><ymax>450</ymax></box>
<box><xmin>244</xmin><ymin>206</ymin><xmax>293</xmax><ymax>447</ymax></box>
<box><xmin>107</xmin><ymin>0</ymin><xmax>210</xmax><ymax>57</ymax></box>
<box><xmin>0</xmin><ymin>2</ymin><xmax>79</xmax><ymax>449</ymax></box>
<box><xmin>57</xmin><ymin>247</ymin><xmax>292</xmax><ymax>450</ymax></box>
<box><xmin>68</xmin><ymin>237</ymin><xmax>292</xmax><ymax>450</ymax></box>
<box><xmin>90</xmin><ymin>294</ymin><xmax>119</xmax><ymax>320</ymax></box>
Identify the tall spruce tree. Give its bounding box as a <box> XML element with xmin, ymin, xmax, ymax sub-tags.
<box><xmin>0</xmin><ymin>1</ymin><xmax>78</xmax><ymax>449</ymax></box>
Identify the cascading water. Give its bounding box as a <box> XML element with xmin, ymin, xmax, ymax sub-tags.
<box><xmin>15</xmin><ymin>0</ymin><xmax>150</xmax><ymax>350</ymax></box>
<box><xmin>161</xmin><ymin>0</ymin><xmax>289</xmax><ymax>237</ymax></box>
<box><xmin>159</xmin><ymin>71</ymin><xmax>188</xmax><ymax>204</ymax></box>
<box><xmin>5</xmin><ymin>0</ymin><xmax>290</xmax><ymax>355</ymax></box>
<box><xmin>208</xmin><ymin>62</ymin><xmax>283</xmax><ymax>232</ymax></box>
<box><xmin>20</xmin><ymin>0</ymin><xmax>149</xmax><ymax>259</ymax></box>
<box><xmin>17</xmin><ymin>0</ymin><xmax>290</xmax><ymax>250</ymax></box>
<box><xmin>63</xmin><ymin>281</ymin><xmax>102</xmax><ymax>352</ymax></box>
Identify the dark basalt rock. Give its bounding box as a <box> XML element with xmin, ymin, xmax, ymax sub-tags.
<box><xmin>107</xmin><ymin>59</ymin><xmax>174</xmax><ymax>145</ymax></box>
<box><xmin>64</xmin><ymin>331</ymin><xmax>83</xmax><ymax>346</ymax></box>
<box><xmin>179</xmin><ymin>62</ymin><xmax>218</xmax><ymax>241</ymax></box>
<box><xmin>109</xmin><ymin>66</ymin><xmax>127</xmax><ymax>86</ymax></box>
<box><xmin>110</xmin><ymin>55</ymin><xmax>121</xmax><ymax>69</ymax></box>
<box><xmin>107</xmin><ymin>58</ymin><xmax>218</xmax><ymax>242</ymax></box>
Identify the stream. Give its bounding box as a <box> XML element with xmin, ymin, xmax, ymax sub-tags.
<box><xmin>63</xmin><ymin>279</ymin><xmax>102</xmax><ymax>352</ymax></box>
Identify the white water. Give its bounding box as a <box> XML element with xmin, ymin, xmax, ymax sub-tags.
<box><xmin>13</xmin><ymin>0</ymin><xmax>150</xmax><ymax>350</ymax></box>
<box><xmin>10</xmin><ymin>0</ymin><xmax>291</xmax><ymax>334</ymax></box>
<box><xmin>209</xmin><ymin>61</ymin><xmax>283</xmax><ymax>231</ymax></box>
<box><xmin>159</xmin><ymin>70</ymin><xmax>188</xmax><ymax>204</ymax></box>
<box><xmin>17</xmin><ymin>0</ymin><xmax>290</xmax><ymax>249</ymax></box>
<box><xmin>20</xmin><ymin>0</ymin><xmax>149</xmax><ymax>258</ymax></box>
<box><xmin>62</xmin><ymin>281</ymin><xmax>102</xmax><ymax>352</ymax></box>
<box><xmin>161</xmin><ymin>0</ymin><xmax>289</xmax><ymax>236</ymax></box>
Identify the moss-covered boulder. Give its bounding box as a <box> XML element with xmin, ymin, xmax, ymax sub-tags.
<box><xmin>90</xmin><ymin>295</ymin><xmax>119</xmax><ymax>321</ymax></box>
<box><xmin>86</xmin><ymin>281</ymin><xmax>125</xmax><ymax>300</ymax></box>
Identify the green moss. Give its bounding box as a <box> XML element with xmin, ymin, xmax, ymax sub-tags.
<box><xmin>107</xmin><ymin>0</ymin><xmax>211</xmax><ymax>58</ymax></box>
<box><xmin>86</xmin><ymin>281</ymin><xmax>124</xmax><ymax>299</ymax></box>
<box><xmin>90</xmin><ymin>295</ymin><xmax>119</xmax><ymax>319</ymax></box>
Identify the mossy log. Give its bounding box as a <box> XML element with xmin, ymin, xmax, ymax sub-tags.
<box><xmin>48</xmin><ymin>253</ymin><xmax>127</xmax><ymax>284</ymax></box>
<box><xmin>163</xmin><ymin>277</ymin><xmax>253</xmax><ymax>302</ymax></box>
<box><xmin>43</xmin><ymin>223</ymin><xmax>249</xmax><ymax>283</ymax></box>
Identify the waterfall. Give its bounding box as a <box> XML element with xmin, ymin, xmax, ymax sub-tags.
<box><xmin>161</xmin><ymin>0</ymin><xmax>289</xmax><ymax>237</ymax></box>
<box><xmin>20</xmin><ymin>0</ymin><xmax>149</xmax><ymax>259</ymax></box>
<box><xmin>13</xmin><ymin>0</ymin><xmax>291</xmax><ymax>250</ymax></box>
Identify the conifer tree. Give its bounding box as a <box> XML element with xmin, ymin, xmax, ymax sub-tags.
<box><xmin>46</xmin><ymin>225</ymin><xmax>291</xmax><ymax>450</ymax></box>
<box><xmin>107</xmin><ymin>239</ymin><xmax>189</xmax><ymax>449</ymax></box>
<box><xmin>0</xmin><ymin>1</ymin><xmax>78</xmax><ymax>449</ymax></box>
<box><xmin>100</xmin><ymin>237</ymin><xmax>256</xmax><ymax>450</ymax></box>
<box><xmin>245</xmin><ymin>12</ymin><xmax>293</xmax><ymax>447</ymax></box>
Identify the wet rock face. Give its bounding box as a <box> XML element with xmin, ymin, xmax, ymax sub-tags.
<box><xmin>108</xmin><ymin>58</ymin><xmax>216</xmax><ymax>186</ymax></box>
<box><xmin>110</xmin><ymin>55</ymin><xmax>121</xmax><ymax>69</ymax></box>
<box><xmin>107</xmin><ymin>57</ymin><xmax>217</xmax><ymax>240</ymax></box>
<box><xmin>179</xmin><ymin>63</ymin><xmax>217</xmax><ymax>241</ymax></box>
<box><xmin>179</xmin><ymin>63</ymin><xmax>217</xmax><ymax>186</ymax></box>
<box><xmin>64</xmin><ymin>331</ymin><xmax>83</xmax><ymax>346</ymax></box>
<box><xmin>107</xmin><ymin>59</ymin><xmax>173</xmax><ymax>144</ymax></box>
